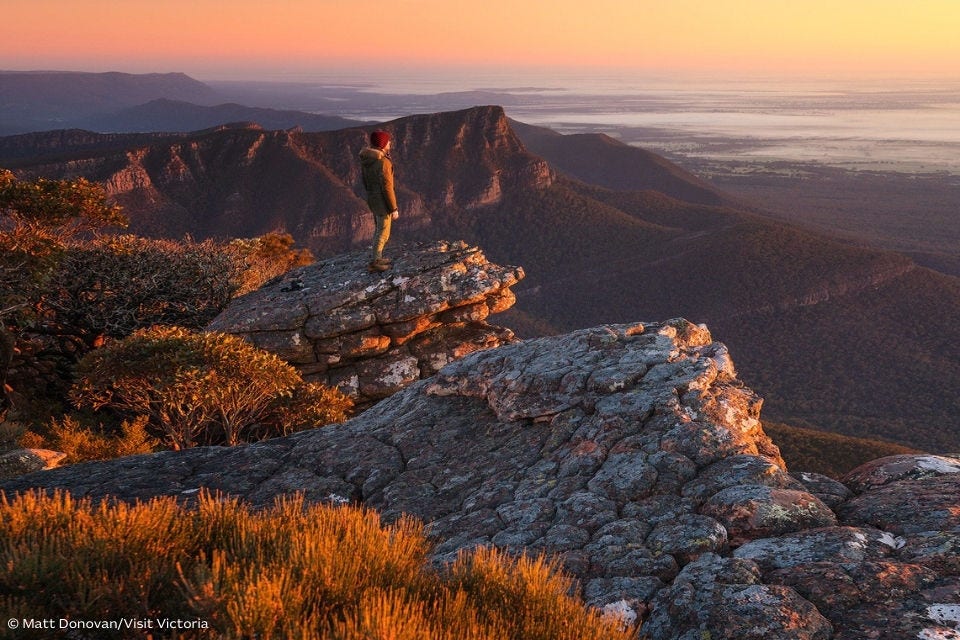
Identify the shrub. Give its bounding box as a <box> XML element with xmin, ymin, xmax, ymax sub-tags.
<box><xmin>20</xmin><ymin>414</ymin><xmax>158</xmax><ymax>464</ymax></box>
<box><xmin>230</xmin><ymin>232</ymin><xmax>314</xmax><ymax>296</ymax></box>
<box><xmin>1</xmin><ymin>172</ymin><xmax>316</xmax><ymax>430</ymax></box>
<box><xmin>263</xmin><ymin>382</ymin><xmax>353</xmax><ymax>438</ymax></box>
<box><xmin>0</xmin><ymin>490</ymin><xmax>633</xmax><ymax>640</ymax></box>
<box><xmin>43</xmin><ymin>235</ymin><xmax>244</xmax><ymax>348</ymax></box>
<box><xmin>1</xmin><ymin>170</ymin><xmax>127</xmax><ymax>416</ymax></box>
<box><xmin>0</xmin><ymin>169</ymin><xmax>126</xmax><ymax>234</ymax></box>
<box><xmin>0</xmin><ymin>169</ymin><xmax>127</xmax><ymax>328</ymax></box>
<box><xmin>71</xmin><ymin>326</ymin><xmax>351</xmax><ymax>449</ymax></box>
<box><xmin>448</xmin><ymin>546</ymin><xmax>623</xmax><ymax>640</ymax></box>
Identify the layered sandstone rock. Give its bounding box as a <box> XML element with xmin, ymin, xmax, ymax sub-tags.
<box><xmin>4</xmin><ymin>321</ymin><xmax>959</xmax><ymax>639</ymax></box>
<box><xmin>208</xmin><ymin>240</ymin><xmax>522</xmax><ymax>406</ymax></box>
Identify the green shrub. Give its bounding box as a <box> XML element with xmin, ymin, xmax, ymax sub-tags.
<box><xmin>0</xmin><ymin>491</ymin><xmax>633</xmax><ymax>640</ymax></box>
<box><xmin>1</xmin><ymin>168</ymin><xmax>127</xmax><ymax>330</ymax></box>
<box><xmin>71</xmin><ymin>326</ymin><xmax>352</xmax><ymax>450</ymax></box>
<box><xmin>0</xmin><ymin>169</ymin><xmax>125</xmax><ymax>233</ymax></box>
<box><xmin>263</xmin><ymin>381</ymin><xmax>353</xmax><ymax>437</ymax></box>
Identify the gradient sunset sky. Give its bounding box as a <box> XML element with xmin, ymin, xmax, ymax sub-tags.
<box><xmin>4</xmin><ymin>0</ymin><xmax>958</xmax><ymax>80</ymax></box>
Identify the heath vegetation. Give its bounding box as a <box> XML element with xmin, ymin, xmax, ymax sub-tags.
<box><xmin>1</xmin><ymin>169</ymin><xmax>346</xmax><ymax>457</ymax></box>
<box><xmin>0</xmin><ymin>490</ymin><xmax>635</xmax><ymax>640</ymax></box>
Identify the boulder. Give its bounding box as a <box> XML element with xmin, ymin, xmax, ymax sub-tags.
<box><xmin>0</xmin><ymin>448</ymin><xmax>67</xmax><ymax>480</ymax></box>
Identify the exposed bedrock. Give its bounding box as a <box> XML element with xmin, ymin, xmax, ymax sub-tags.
<box><xmin>4</xmin><ymin>321</ymin><xmax>959</xmax><ymax>638</ymax></box>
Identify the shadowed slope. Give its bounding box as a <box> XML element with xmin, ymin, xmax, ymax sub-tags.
<box><xmin>510</xmin><ymin>118</ymin><xmax>727</xmax><ymax>206</ymax></box>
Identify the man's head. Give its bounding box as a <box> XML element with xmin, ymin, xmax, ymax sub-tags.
<box><xmin>370</xmin><ymin>130</ymin><xmax>391</xmax><ymax>150</ymax></box>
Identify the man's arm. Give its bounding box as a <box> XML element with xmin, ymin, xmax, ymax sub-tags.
<box><xmin>382</xmin><ymin>158</ymin><xmax>398</xmax><ymax>213</ymax></box>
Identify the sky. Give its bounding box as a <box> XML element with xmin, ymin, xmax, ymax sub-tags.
<box><xmin>3</xmin><ymin>0</ymin><xmax>959</xmax><ymax>81</ymax></box>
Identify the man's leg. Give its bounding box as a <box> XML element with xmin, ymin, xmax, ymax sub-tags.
<box><xmin>373</xmin><ymin>213</ymin><xmax>392</xmax><ymax>260</ymax></box>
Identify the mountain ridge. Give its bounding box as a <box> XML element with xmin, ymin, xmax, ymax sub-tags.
<box><xmin>509</xmin><ymin>119</ymin><xmax>728</xmax><ymax>206</ymax></box>
<box><xmin>0</xmin><ymin>70</ymin><xmax>220</xmax><ymax>135</ymax></box>
<box><xmin>79</xmin><ymin>98</ymin><xmax>369</xmax><ymax>133</ymax></box>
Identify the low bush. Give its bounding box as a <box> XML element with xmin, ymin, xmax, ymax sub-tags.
<box><xmin>19</xmin><ymin>414</ymin><xmax>158</xmax><ymax>464</ymax></box>
<box><xmin>45</xmin><ymin>234</ymin><xmax>243</xmax><ymax>347</ymax></box>
<box><xmin>3</xmin><ymin>172</ymin><xmax>316</xmax><ymax>429</ymax></box>
<box><xmin>229</xmin><ymin>232</ymin><xmax>314</xmax><ymax>296</ymax></box>
<box><xmin>71</xmin><ymin>326</ymin><xmax>352</xmax><ymax>450</ymax></box>
<box><xmin>0</xmin><ymin>490</ymin><xmax>633</xmax><ymax>640</ymax></box>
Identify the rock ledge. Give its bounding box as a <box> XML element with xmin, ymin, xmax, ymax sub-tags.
<box><xmin>208</xmin><ymin>240</ymin><xmax>522</xmax><ymax>405</ymax></box>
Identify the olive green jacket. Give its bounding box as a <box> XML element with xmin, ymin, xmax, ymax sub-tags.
<box><xmin>359</xmin><ymin>147</ymin><xmax>398</xmax><ymax>216</ymax></box>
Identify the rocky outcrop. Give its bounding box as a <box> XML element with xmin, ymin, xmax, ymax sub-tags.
<box><xmin>208</xmin><ymin>240</ymin><xmax>522</xmax><ymax>406</ymax></box>
<box><xmin>3</xmin><ymin>321</ymin><xmax>959</xmax><ymax>639</ymax></box>
<box><xmin>732</xmin><ymin>454</ymin><xmax>960</xmax><ymax>640</ymax></box>
<box><xmin>0</xmin><ymin>448</ymin><xmax>66</xmax><ymax>480</ymax></box>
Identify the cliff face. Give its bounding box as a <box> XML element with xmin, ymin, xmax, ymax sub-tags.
<box><xmin>5</xmin><ymin>317</ymin><xmax>958</xmax><ymax>639</ymax></box>
<box><xmin>5</xmin><ymin>107</ymin><xmax>553</xmax><ymax>251</ymax></box>
<box><xmin>208</xmin><ymin>240</ymin><xmax>523</xmax><ymax>406</ymax></box>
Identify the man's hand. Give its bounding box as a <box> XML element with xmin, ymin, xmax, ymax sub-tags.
<box><xmin>391</xmin><ymin>210</ymin><xmax>399</xmax><ymax>220</ymax></box>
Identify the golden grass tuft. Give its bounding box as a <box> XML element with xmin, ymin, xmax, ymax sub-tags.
<box><xmin>0</xmin><ymin>490</ymin><xmax>635</xmax><ymax>640</ymax></box>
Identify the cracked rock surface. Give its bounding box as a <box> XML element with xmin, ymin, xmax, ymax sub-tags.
<box><xmin>4</xmin><ymin>321</ymin><xmax>960</xmax><ymax>639</ymax></box>
<box><xmin>207</xmin><ymin>239</ymin><xmax>522</xmax><ymax>406</ymax></box>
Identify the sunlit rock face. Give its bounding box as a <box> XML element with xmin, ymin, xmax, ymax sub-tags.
<box><xmin>4</xmin><ymin>317</ymin><xmax>960</xmax><ymax>639</ymax></box>
<box><xmin>208</xmin><ymin>240</ymin><xmax>522</xmax><ymax>407</ymax></box>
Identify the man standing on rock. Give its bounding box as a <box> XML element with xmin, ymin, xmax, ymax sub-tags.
<box><xmin>359</xmin><ymin>130</ymin><xmax>399</xmax><ymax>272</ymax></box>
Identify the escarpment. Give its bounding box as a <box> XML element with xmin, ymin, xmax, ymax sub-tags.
<box><xmin>5</xmin><ymin>306</ymin><xmax>958</xmax><ymax>638</ymax></box>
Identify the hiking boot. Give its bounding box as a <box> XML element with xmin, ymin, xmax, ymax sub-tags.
<box><xmin>368</xmin><ymin>259</ymin><xmax>391</xmax><ymax>272</ymax></box>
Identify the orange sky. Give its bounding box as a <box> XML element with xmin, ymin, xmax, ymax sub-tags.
<box><xmin>3</xmin><ymin>0</ymin><xmax>959</xmax><ymax>79</ymax></box>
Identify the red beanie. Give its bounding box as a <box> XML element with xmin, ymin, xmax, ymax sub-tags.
<box><xmin>370</xmin><ymin>130</ymin><xmax>391</xmax><ymax>149</ymax></box>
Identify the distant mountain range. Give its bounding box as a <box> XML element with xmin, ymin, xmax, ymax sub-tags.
<box><xmin>79</xmin><ymin>99</ymin><xmax>367</xmax><ymax>134</ymax></box>
<box><xmin>0</xmin><ymin>71</ymin><xmax>217</xmax><ymax>134</ymax></box>
<box><xmin>2</xmin><ymin>105</ymin><xmax>958</xmax><ymax>453</ymax></box>
<box><xmin>0</xmin><ymin>71</ymin><xmax>365</xmax><ymax>135</ymax></box>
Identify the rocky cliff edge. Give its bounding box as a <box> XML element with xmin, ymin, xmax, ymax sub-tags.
<box><xmin>208</xmin><ymin>240</ymin><xmax>522</xmax><ymax>406</ymax></box>
<box><xmin>3</xmin><ymin>315</ymin><xmax>960</xmax><ymax>638</ymax></box>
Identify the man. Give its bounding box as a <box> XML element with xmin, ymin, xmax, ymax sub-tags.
<box><xmin>359</xmin><ymin>130</ymin><xmax>399</xmax><ymax>272</ymax></box>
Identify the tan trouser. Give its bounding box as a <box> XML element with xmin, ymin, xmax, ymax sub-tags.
<box><xmin>372</xmin><ymin>213</ymin><xmax>391</xmax><ymax>260</ymax></box>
